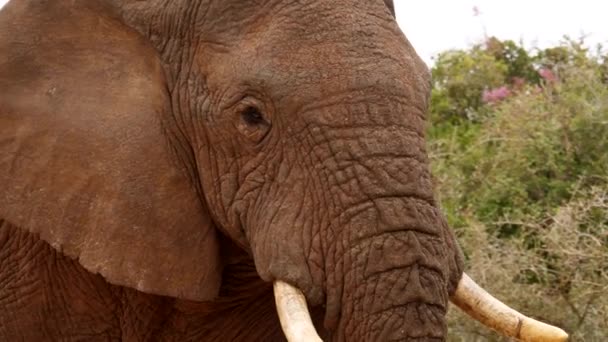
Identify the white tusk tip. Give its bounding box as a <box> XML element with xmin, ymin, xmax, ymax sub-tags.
<box><xmin>273</xmin><ymin>280</ymin><xmax>323</xmax><ymax>342</ymax></box>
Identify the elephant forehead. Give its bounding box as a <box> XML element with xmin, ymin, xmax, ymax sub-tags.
<box><xmin>203</xmin><ymin>19</ymin><xmax>428</xmax><ymax>111</ymax></box>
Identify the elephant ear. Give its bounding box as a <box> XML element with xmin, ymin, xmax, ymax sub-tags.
<box><xmin>0</xmin><ymin>0</ymin><xmax>222</xmax><ymax>301</ymax></box>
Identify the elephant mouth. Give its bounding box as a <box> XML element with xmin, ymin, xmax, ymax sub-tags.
<box><xmin>273</xmin><ymin>273</ymin><xmax>568</xmax><ymax>342</ymax></box>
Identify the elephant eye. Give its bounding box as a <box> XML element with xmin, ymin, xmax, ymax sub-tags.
<box><xmin>236</xmin><ymin>103</ymin><xmax>271</xmax><ymax>143</ymax></box>
<box><xmin>241</xmin><ymin>106</ymin><xmax>266</xmax><ymax>126</ymax></box>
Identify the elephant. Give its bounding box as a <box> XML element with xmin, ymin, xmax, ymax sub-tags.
<box><xmin>0</xmin><ymin>0</ymin><xmax>567</xmax><ymax>341</ymax></box>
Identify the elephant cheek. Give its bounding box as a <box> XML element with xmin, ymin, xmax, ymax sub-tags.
<box><xmin>245</xmin><ymin>197</ymin><xmax>326</xmax><ymax>307</ymax></box>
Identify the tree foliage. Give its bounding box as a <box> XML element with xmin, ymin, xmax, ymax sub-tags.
<box><xmin>427</xmin><ymin>37</ymin><xmax>608</xmax><ymax>341</ymax></box>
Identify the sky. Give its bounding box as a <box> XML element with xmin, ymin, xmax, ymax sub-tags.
<box><xmin>394</xmin><ymin>1</ymin><xmax>608</xmax><ymax>65</ymax></box>
<box><xmin>1</xmin><ymin>0</ymin><xmax>607</xmax><ymax>66</ymax></box>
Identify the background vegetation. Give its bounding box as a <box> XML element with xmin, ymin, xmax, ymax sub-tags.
<box><xmin>427</xmin><ymin>37</ymin><xmax>608</xmax><ymax>341</ymax></box>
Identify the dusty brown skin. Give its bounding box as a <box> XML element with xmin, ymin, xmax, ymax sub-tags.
<box><xmin>0</xmin><ymin>0</ymin><xmax>463</xmax><ymax>341</ymax></box>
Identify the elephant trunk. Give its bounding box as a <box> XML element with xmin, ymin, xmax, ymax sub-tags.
<box><xmin>326</xmin><ymin>196</ymin><xmax>456</xmax><ymax>341</ymax></box>
<box><xmin>295</xmin><ymin>96</ymin><xmax>463</xmax><ymax>340</ymax></box>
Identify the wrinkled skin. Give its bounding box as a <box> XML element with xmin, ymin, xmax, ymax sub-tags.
<box><xmin>0</xmin><ymin>0</ymin><xmax>463</xmax><ymax>341</ymax></box>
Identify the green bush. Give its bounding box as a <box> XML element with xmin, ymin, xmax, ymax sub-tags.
<box><xmin>446</xmin><ymin>187</ymin><xmax>608</xmax><ymax>341</ymax></box>
<box><xmin>430</xmin><ymin>46</ymin><xmax>507</xmax><ymax>123</ymax></box>
<box><xmin>426</xmin><ymin>37</ymin><xmax>608</xmax><ymax>340</ymax></box>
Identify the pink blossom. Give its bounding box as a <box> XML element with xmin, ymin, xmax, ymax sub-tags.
<box><xmin>482</xmin><ymin>86</ymin><xmax>511</xmax><ymax>104</ymax></box>
<box><xmin>511</xmin><ymin>77</ymin><xmax>526</xmax><ymax>89</ymax></box>
<box><xmin>538</xmin><ymin>68</ymin><xmax>558</xmax><ymax>82</ymax></box>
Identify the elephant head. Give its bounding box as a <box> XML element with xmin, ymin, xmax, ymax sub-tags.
<box><xmin>0</xmin><ymin>0</ymin><xmax>567</xmax><ymax>341</ymax></box>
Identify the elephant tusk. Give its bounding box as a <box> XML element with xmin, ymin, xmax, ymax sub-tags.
<box><xmin>274</xmin><ymin>280</ymin><xmax>323</xmax><ymax>342</ymax></box>
<box><xmin>451</xmin><ymin>273</ymin><xmax>569</xmax><ymax>342</ymax></box>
